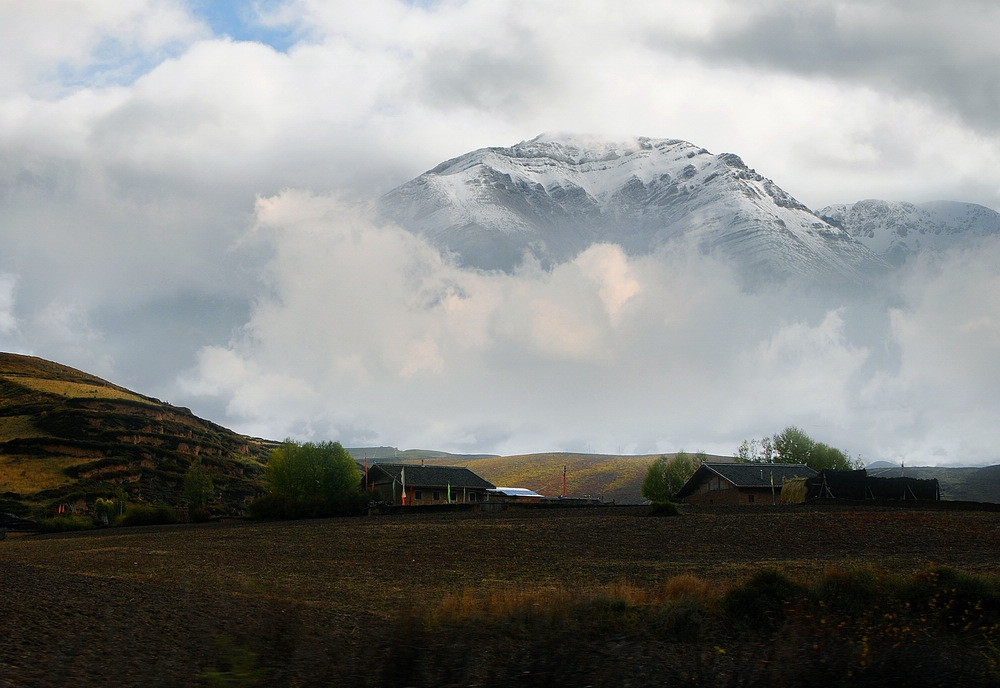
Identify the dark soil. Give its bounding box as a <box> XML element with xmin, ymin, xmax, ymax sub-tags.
<box><xmin>2</xmin><ymin>504</ymin><xmax>1000</xmax><ymax>687</ymax></box>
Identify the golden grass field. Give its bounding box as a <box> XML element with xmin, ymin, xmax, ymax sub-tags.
<box><xmin>1</xmin><ymin>375</ymin><xmax>152</xmax><ymax>404</ymax></box>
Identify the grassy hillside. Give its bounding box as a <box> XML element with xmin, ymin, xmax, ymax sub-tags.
<box><xmin>0</xmin><ymin>353</ymin><xmax>273</xmax><ymax>517</ymax></box>
<box><xmin>418</xmin><ymin>452</ymin><xmax>731</xmax><ymax>503</ymax></box>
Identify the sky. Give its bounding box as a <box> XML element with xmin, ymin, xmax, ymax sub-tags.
<box><xmin>2</xmin><ymin>0</ymin><xmax>1000</xmax><ymax>464</ymax></box>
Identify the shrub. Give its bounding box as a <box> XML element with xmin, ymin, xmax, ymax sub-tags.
<box><xmin>723</xmin><ymin>568</ymin><xmax>805</xmax><ymax>632</ymax></box>
<box><xmin>248</xmin><ymin>489</ymin><xmax>369</xmax><ymax>521</ymax></box>
<box><xmin>39</xmin><ymin>515</ymin><xmax>93</xmax><ymax>533</ymax></box>
<box><xmin>649</xmin><ymin>595</ymin><xmax>708</xmax><ymax>642</ymax></box>
<box><xmin>189</xmin><ymin>507</ymin><xmax>212</xmax><ymax>523</ymax></box>
<box><xmin>661</xmin><ymin>574</ymin><xmax>712</xmax><ymax>603</ymax></box>
<box><xmin>902</xmin><ymin>566</ymin><xmax>1000</xmax><ymax>631</ymax></box>
<box><xmin>812</xmin><ymin>566</ymin><xmax>886</xmax><ymax>617</ymax></box>
<box><xmin>247</xmin><ymin>494</ymin><xmax>300</xmax><ymax>520</ymax></box>
<box><xmin>200</xmin><ymin>636</ymin><xmax>265</xmax><ymax>687</ymax></box>
<box><xmin>116</xmin><ymin>504</ymin><xmax>178</xmax><ymax>527</ymax></box>
<box><xmin>648</xmin><ymin>501</ymin><xmax>681</xmax><ymax>516</ymax></box>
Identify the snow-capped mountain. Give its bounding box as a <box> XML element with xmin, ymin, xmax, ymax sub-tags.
<box><xmin>378</xmin><ymin>133</ymin><xmax>888</xmax><ymax>282</ymax></box>
<box><xmin>817</xmin><ymin>199</ymin><xmax>1000</xmax><ymax>266</ymax></box>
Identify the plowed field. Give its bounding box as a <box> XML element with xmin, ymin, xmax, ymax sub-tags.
<box><xmin>2</xmin><ymin>504</ymin><xmax>999</xmax><ymax>687</ymax></box>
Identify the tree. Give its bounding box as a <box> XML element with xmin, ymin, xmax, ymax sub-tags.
<box><xmin>258</xmin><ymin>440</ymin><xmax>363</xmax><ymax>518</ymax></box>
<box><xmin>809</xmin><ymin>442</ymin><xmax>858</xmax><ymax>472</ymax></box>
<box><xmin>641</xmin><ymin>451</ymin><xmax>703</xmax><ymax>503</ymax></box>
<box><xmin>641</xmin><ymin>456</ymin><xmax>671</xmax><ymax>503</ymax></box>
<box><xmin>737</xmin><ymin>427</ymin><xmax>861</xmax><ymax>472</ymax></box>
<box><xmin>93</xmin><ymin>497</ymin><xmax>116</xmax><ymax>526</ymax></box>
<box><xmin>184</xmin><ymin>458</ymin><xmax>214</xmax><ymax>513</ymax></box>
<box><xmin>736</xmin><ymin>436</ymin><xmax>773</xmax><ymax>463</ymax></box>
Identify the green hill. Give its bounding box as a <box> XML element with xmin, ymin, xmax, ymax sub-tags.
<box><xmin>0</xmin><ymin>352</ymin><xmax>274</xmax><ymax>517</ymax></box>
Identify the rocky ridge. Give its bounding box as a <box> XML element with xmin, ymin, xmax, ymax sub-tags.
<box><xmin>817</xmin><ymin>199</ymin><xmax>1000</xmax><ymax>265</ymax></box>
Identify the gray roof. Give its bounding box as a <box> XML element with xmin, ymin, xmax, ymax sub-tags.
<box><xmin>368</xmin><ymin>463</ymin><xmax>495</xmax><ymax>490</ymax></box>
<box><xmin>676</xmin><ymin>462</ymin><xmax>817</xmax><ymax>498</ymax></box>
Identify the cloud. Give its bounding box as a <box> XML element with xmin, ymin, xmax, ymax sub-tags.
<box><xmin>0</xmin><ymin>274</ymin><xmax>17</xmax><ymax>335</ymax></box>
<box><xmin>652</xmin><ymin>0</ymin><xmax>1000</xmax><ymax>136</ymax></box>
<box><xmin>2</xmin><ymin>0</ymin><xmax>1000</xmax><ymax>465</ymax></box>
<box><xmin>0</xmin><ymin>0</ymin><xmax>204</xmax><ymax>93</ymax></box>
<box><xmin>176</xmin><ymin>191</ymin><xmax>1000</xmax><ymax>464</ymax></box>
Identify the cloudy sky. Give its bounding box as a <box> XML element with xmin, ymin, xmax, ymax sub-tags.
<box><xmin>2</xmin><ymin>0</ymin><xmax>1000</xmax><ymax>464</ymax></box>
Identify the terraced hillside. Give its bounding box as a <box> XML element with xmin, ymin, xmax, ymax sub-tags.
<box><xmin>0</xmin><ymin>353</ymin><xmax>274</xmax><ymax>517</ymax></box>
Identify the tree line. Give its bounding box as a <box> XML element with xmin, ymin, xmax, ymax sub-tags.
<box><xmin>641</xmin><ymin>426</ymin><xmax>860</xmax><ymax>504</ymax></box>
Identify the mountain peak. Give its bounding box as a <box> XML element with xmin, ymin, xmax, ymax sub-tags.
<box><xmin>379</xmin><ymin>135</ymin><xmax>887</xmax><ymax>281</ymax></box>
<box><xmin>817</xmin><ymin>199</ymin><xmax>1000</xmax><ymax>265</ymax></box>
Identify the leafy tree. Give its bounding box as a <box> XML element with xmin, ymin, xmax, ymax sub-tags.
<box><xmin>641</xmin><ymin>456</ymin><xmax>671</xmax><ymax>503</ymax></box>
<box><xmin>113</xmin><ymin>486</ymin><xmax>127</xmax><ymax>516</ymax></box>
<box><xmin>641</xmin><ymin>451</ymin><xmax>703</xmax><ymax>503</ymax></box>
<box><xmin>184</xmin><ymin>458</ymin><xmax>214</xmax><ymax>512</ymax></box>
<box><xmin>809</xmin><ymin>442</ymin><xmax>857</xmax><ymax>472</ymax></box>
<box><xmin>257</xmin><ymin>440</ymin><xmax>363</xmax><ymax>518</ymax></box>
<box><xmin>93</xmin><ymin>497</ymin><xmax>116</xmax><ymax>525</ymax></box>
<box><xmin>736</xmin><ymin>436</ymin><xmax>773</xmax><ymax>463</ymax></box>
<box><xmin>772</xmin><ymin>426</ymin><xmax>816</xmax><ymax>465</ymax></box>
<box><xmin>737</xmin><ymin>427</ymin><xmax>860</xmax><ymax>472</ymax></box>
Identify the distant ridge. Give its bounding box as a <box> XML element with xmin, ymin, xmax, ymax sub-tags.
<box><xmin>346</xmin><ymin>446</ymin><xmax>500</xmax><ymax>462</ymax></box>
<box><xmin>818</xmin><ymin>199</ymin><xmax>1000</xmax><ymax>265</ymax></box>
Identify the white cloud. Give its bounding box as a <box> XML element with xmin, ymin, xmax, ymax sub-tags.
<box><xmin>2</xmin><ymin>0</ymin><xmax>1000</xmax><ymax>465</ymax></box>
<box><xmin>0</xmin><ymin>274</ymin><xmax>18</xmax><ymax>335</ymax></box>
<box><xmin>175</xmin><ymin>192</ymin><xmax>1000</xmax><ymax>464</ymax></box>
<box><xmin>0</xmin><ymin>0</ymin><xmax>204</xmax><ymax>94</ymax></box>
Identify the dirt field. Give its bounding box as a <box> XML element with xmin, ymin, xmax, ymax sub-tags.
<box><xmin>2</xmin><ymin>504</ymin><xmax>1000</xmax><ymax>686</ymax></box>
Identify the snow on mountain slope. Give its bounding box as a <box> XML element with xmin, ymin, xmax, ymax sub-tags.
<box><xmin>817</xmin><ymin>199</ymin><xmax>1000</xmax><ymax>266</ymax></box>
<box><xmin>378</xmin><ymin>133</ymin><xmax>888</xmax><ymax>283</ymax></box>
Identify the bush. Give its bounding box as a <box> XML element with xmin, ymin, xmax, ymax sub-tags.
<box><xmin>116</xmin><ymin>504</ymin><xmax>178</xmax><ymax>527</ymax></box>
<box><xmin>247</xmin><ymin>491</ymin><xmax>369</xmax><ymax>520</ymax></box>
<box><xmin>189</xmin><ymin>507</ymin><xmax>213</xmax><ymax>523</ymax></box>
<box><xmin>812</xmin><ymin>567</ymin><xmax>885</xmax><ymax>617</ymax></box>
<box><xmin>648</xmin><ymin>501</ymin><xmax>681</xmax><ymax>517</ymax></box>
<box><xmin>247</xmin><ymin>494</ymin><xmax>300</xmax><ymax>520</ymax></box>
<box><xmin>39</xmin><ymin>515</ymin><xmax>94</xmax><ymax>533</ymax></box>
<box><xmin>723</xmin><ymin>568</ymin><xmax>805</xmax><ymax>632</ymax></box>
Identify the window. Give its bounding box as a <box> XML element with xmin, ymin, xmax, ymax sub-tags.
<box><xmin>748</xmin><ymin>494</ymin><xmax>755</xmax><ymax>503</ymax></box>
<box><xmin>433</xmin><ymin>491</ymin><xmax>440</xmax><ymax>500</ymax></box>
<box><xmin>415</xmin><ymin>490</ymin><xmax>422</xmax><ymax>500</ymax></box>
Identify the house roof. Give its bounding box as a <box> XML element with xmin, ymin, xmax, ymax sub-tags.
<box><xmin>676</xmin><ymin>462</ymin><xmax>817</xmax><ymax>499</ymax></box>
<box><xmin>368</xmin><ymin>463</ymin><xmax>495</xmax><ymax>490</ymax></box>
<box><xmin>490</xmin><ymin>487</ymin><xmax>544</xmax><ymax>498</ymax></box>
